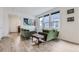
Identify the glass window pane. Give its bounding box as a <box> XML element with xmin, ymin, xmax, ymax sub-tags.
<box><xmin>50</xmin><ymin>12</ymin><xmax>60</xmax><ymax>30</ymax></box>
<box><xmin>43</xmin><ymin>16</ymin><xmax>49</xmax><ymax>28</ymax></box>
<box><xmin>44</xmin><ymin>23</ymin><xmax>49</xmax><ymax>28</ymax></box>
<box><xmin>43</xmin><ymin>16</ymin><xmax>49</xmax><ymax>22</ymax></box>
<box><xmin>51</xmin><ymin>13</ymin><xmax>60</xmax><ymax>21</ymax></box>
<box><xmin>39</xmin><ymin>17</ymin><xmax>43</xmax><ymax>27</ymax></box>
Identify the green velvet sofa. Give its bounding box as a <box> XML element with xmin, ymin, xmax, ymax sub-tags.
<box><xmin>20</xmin><ymin>28</ymin><xmax>37</xmax><ymax>40</ymax></box>
<box><xmin>38</xmin><ymin>29</ymin><xmax>59</xmax><ymax>41</ymax></box>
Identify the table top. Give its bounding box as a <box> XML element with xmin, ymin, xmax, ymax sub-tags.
<box><xmin>32</xmin><ymin>33</ymin><xmax>44</xmax><ymax>39</ymax></box>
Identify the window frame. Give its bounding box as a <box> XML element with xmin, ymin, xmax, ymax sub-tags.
<box><xmin>43</xmin><ymin>14</ymin><xmax>50</xmax><ymax>29</ymax></box>
<box><xmin>39</xmin><ymin>11</ymin><xmax>60</xmax><ymax>30</ymax></box>
<box><xmin>50</xmin><ymin>11</ymin><xmax>60</xmax><ymax>29</ymax></box>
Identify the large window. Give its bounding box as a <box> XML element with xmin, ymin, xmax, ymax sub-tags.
<box><xmin>43</xmin><ymin>14</ymin><xmax>49</xmax><ymax>29</ymax></box>
<box><xmin>50</xmin><ymin>11</ymin><xmax>60</xmax><ymax>30</ymax></box>
<box><xmin>39</xmin><ymin>11</ymin><xmax>60</xmax><ymax>30</ymax></box>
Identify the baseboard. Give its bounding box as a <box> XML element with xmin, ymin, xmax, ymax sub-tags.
<box><xmin>61</xmin><ymin>39</ymin><xmax>79</xmax><ymax>45</ymax></box>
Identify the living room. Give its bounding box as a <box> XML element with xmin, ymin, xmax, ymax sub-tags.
<box><xmin>0</xmin><ymin>7</ymin><xmax>79</xmax><ymax>52</ymax></box>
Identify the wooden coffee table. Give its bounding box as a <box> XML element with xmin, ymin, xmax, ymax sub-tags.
<box><xmin>32</xmin><ymin>33</ymin><xmax>44</xmax><ymax>47</ymax></box>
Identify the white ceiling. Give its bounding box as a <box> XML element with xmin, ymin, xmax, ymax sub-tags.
<box><xmin>6</xmin><ymin>7</ymin><xmax>53</xmax><ymax>18</ymax></box>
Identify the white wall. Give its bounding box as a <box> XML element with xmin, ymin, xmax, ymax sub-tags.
<box><xmin>0</xmin><ymin>7</ymin><xmax>34</xmax><ymax>39</ymax></box>
<box><xmin>3</xmin><ymin>9</ymin><xmax>10</xmax><ymax>36</ymax></box>
<box><xmin>0</xmin><ymin>8</ymin><xmax>4</xmax><ymax>39</ymax></box>
<box><xmin>0</xmin><ymin>8</ymin><xmax>10</xmax><ymax>38</ymax></box>
<box><xmin>2</xmin><ymin>7</ymin><xmax>35</xmax><ymax>34</ymax></box>
<box><xmin>59</xmin><ymin>7</ymin><xmax>79</xmax><ymax>43</ymax></box>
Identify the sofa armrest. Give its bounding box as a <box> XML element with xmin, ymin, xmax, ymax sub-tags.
<box><xmin>30</xmin><ymin>31</ymin><xmax>37</xmax><ymax>34</ymax></box>
<box><xmin>38</xmin><ymin>32</ymin><xmax>48</xmax><ymax>41</ymax></box>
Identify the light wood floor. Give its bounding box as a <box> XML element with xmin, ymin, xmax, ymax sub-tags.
<box><xmin>0</xmin><ymin>33</ymin><xmax>79</xmax><ymax>52</ymax></box>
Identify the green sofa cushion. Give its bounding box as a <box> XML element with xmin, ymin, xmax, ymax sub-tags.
<box><xmin>47</xmin><ymin>30</ymin><xmax>59</xmax><ymax>41</ymax></box>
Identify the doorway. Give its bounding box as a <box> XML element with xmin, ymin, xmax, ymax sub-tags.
<box><xmin>8</xmin><ymin>15</ymin><xmax>20</xmax><ymax>33</ymax></box>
